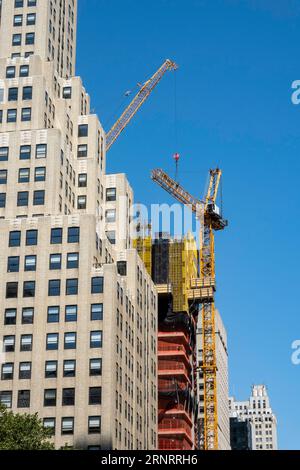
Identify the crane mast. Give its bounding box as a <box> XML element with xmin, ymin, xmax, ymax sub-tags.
<box><xmin>106</xmin><ymin>59</ymin><xmax>178</xmax><ymax>151</ymax></box>
<box><xmin>151</xmin><ymin>167</ymin><xmax>227</xmax><ymax>450</ymax></box>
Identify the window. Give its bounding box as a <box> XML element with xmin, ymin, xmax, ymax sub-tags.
<box><xmin>17</xmin><ymin>390</ymin><xmax>30</xmax><ymax>408</ymax></box>
<box><xmin>27</xmin><ymin>0</ymin><xmax>37</xmax><ymax>6</ymax></box>
<box><xmin>24</xmin><ymin>255</ymin><xmax>36</xmax><ymax>271</ymax></box>
<box><xmin>45</xmin><ymin>361</ymin><xmax>57</xmax><ymax>378</ymax></box>
<box><xmin>0</xmin><ymin>110</ymin><xmax>2</xmax><ymax>123</ymax></box>
<box><xmin>8</xmin><ymin>87</ymin><xmax>18</xmax><ymax>101</ymax></box>
<box><xmin>22</xmin><ymin>307</ymin><xmax>34</xmax><ymax>324</ymax></box>
<box><xmin>67</xmin><ymin>253</ymin><xmax>79</xmax><ymax>269</ymax></box>
<box><xmin>15</xmin><ymin>0</ymin><xmax>24</xmax><ymax>7</ymax></box>
<box><xmin>51</xmin><ymin>228</ymin><xmax>62</xmax><ymax>244</ymax></box>
<box><xmin>49</xmin><ymin>254</ymin><xmax>62</xmax><ymax>270</ymax></box>
<box><xmin>78</xmin><ymin>173</ymin><xmax>87</xmax><ymax>187</ymax></box>
<box><xmin>12</xmin><ymin>34</ymin><xmax>22</xmax><ymax>46</ymax></box>
<box><xmin>48</xmin><ymin>280</ymin><xmax>61</xmax><ymax>296</ymax></box>
<box><xmin>105</xmin><ymin>209</ymin><xmax>116</xmax><ymax>223</ymax></box>
<box><xmin>0</xmin><ymin>170</ymin><xmax>7</xmax><ymax>185</ymax></box>
<box><xmin>23</xmin><ymin>281</ymin><xmax>35</xmax><ymax>297</ymax></box>
<box><xmin>91</xmin><ymin>304</ymin><xmax>103</xmax><ymax>321</ymax></box>
<box><xmin>6</xmin><ymin>282</ymin><xmax>18</xmax><ymax>298</ymax></box>
<box><xmin>4</xmin><ymin>309</ymin><xmax>17</xmax><ymax>325</ymax></box>
<box><xmin>61</xmin><ymin>417</ymin><xmax>74</xmax><ymax>435</ymax></box>
<box><xmin>1</xmin><ymin>363</ymin><xmax>14</xmax><ymax>380</ymax></box>
<box><xmin>65</xmin><ymin>305</ymin><xmax>77</xmax><ymax>322</ymax></box>
<box><xmin>22</xmin><ymin>86</ymin><xmax>32</xmax><ymax>100</ymax></box>
<box><xmin>90</xmin><ymin>331</ymin><xmax>102</xmax><ymax>348</ymax></box>
<box><xmin>20</xmin><ymin>65</ymin><xmax>29</xmax><ymax>77</ymax></box>
<box><xmin>91</xmin><ymin>277</ymin><xmax>104</xmax><ymax>294</ymax></box>
<box><xmin>106</xmin><ymin>187</ymin><xmax>116</xmax><ymax>202</ymax></box>
<box><xmin>20</xmin><ymin>334</ymin><xmax>32</xmax><ymax>351</ymax></box>
<box><xmin>106</xmin><ymin>230</ymin><xmax>116</xmax><ymax>245</ymax></box>
<box><xmin>14</xmin><ymin>14</ymin><xmax>23</xmax><ymax>26</ymax></box>
<box><xmin>63</xmin><ymin>360</ymin><xmax>76</xmax><ymax>378</ymax></box>
<box><xmin>18</xmin><ymin>168</ymin><xmax>30</xmax><ymax>183</ymax></box>
<box><xmin>88</xmin><ymin>416</ymin><xmax>101</xmax><ymax>434</ymax></box>
<box><xmin>62</xmin><ymin>388</ymin><xmax>75</xmax><ymax>406</ymax></box>
<box><xmin>46</xmin><ymin>333</ymin><xmax>59</xmax><ymax>351</ymax></box>
<box><xmin>17</xmin><ymin>191</ymin><xmax>28</xmax><ymax>206</ymax></box>
<box><xmin>0</xmin><ymin>147</ymin><xmax>9</xmax><ymax>161</ymax></box>
<box><xmin>34</xmin><ymin>167</ymin><xmax>46</xmax><ymax>182</ymax></box>
<box><xmin>89</xmin><ymin>358</ymin><xmax>102</xmax><ymax>376</ymax></box>
<box><xmin>26</xmin><ymin>13</ymin><xmax>36</xmax><ymax>25</ymax></box>
<box><xmin>6</xmin><ymin>66</ymin><xmax>16</xmax><ymax>78</ymax></box>
<box><xmin>89</xmin><ymin>387</ymin><xmax>101</xmax><ymax>405</ymax></box>
<box><xmin>64</xmin><ymin>332</ymin><xmax>76</xmax><ymax>350</ymax></box>
<box><xmin>77</xmin><ymin>144</ymin><xmax>87</xmax><ymax>158</ymax></box>
<box><xmin>36</xmin><ymin>144</ymin><xmax>47</xmax><ymax>159</ymax></box>
<box><xmin>25</xmin><ymin>32</ymin><xmax>35</xmax><ymax>45</ymax></box>
<box><xmin>7</xmin><ymin>109</ymin><xmax>17</xmax><ymax>123</ymax></box>
<box><xmin>47</xmin><ymin>306</ymin><xmax>59</xmax><ymax>323</ymax></box>
<box><xmin>0</xmin><ymin>391</ymin><xmax>12</xmax><ymax>408</ymax></box>
<box><xmin>63</xmin><ymin>87</ymin><xmax>72</xmax><ymax>99</ymax></box>
<box><xmin>20</xmin><ymin>145</ymin><xmax>31</xmax><ymax>160</ymax></box>
<box><xmin>78</xmin><ymin>124</ymin><xmax>88</xmax><ymax>137</ymax></box>
<box><xmin>68</xmin><ymin>227</ymin><xmax>79</xmax><ymax>243</ymax></box>
<box><xmin>3</xmin><ymin>336</ymin><xmax>15</xmax><ymax>352</ymax></box>
<box><xmin>33</xmin><ymin>190</ymin><xmax>45</xmax><ymax>205</ymax></box>
<box><xmin>21</xmin><ymin>107</ymin><xmax>31</xmax><ymax>121</ymax></box>
<box><xmin>44</xmin><ymin>389</ymin><xmax>56</xmax><ymax>407</ymax></box>
<box><xmin>0</xmin><ymin>193</ymin><xmax>6</xmax><ymax>208</ymax></box>
<box><xmin>66</xmin><ymin>279</ymin><xmax>78</xmax><ymax>295</ymax></box>
<box><xmin>43</xmin><ymin>418</ymin><xmax>55</xmax><ymax>435</ymax></box>
<box><xmin>26</xmin><ymin>230</ymin><xmax>38</xmax><ymax>245</ymax></box>
<box><xmin>9</xmin><ymin>231</ymin><xmax>21</xmax><ymax>247</ymax></box>
<box><xmin>7</xmin><ymin>256</ymin><xmax>20</xmax><ymax>273</ymax></box>
<box><xmin>19</xmin><ymin>362</ymin><xmax>31</xmax><ymax>379</ymax></box>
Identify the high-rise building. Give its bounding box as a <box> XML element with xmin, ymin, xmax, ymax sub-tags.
<box><xmin>229</xmin><ymin>385</ymin><xmax>278</xmax><ymax>450</ymax></box>
<box><xmin>196</xmin><ymin>309</ymin><xmax>230</xmax><ymax>450</ymax></box>
<box><xmin>229</xmin><ymin>417</ymin><xmax>251</xmax><ymax>450</ymax></box>
<box><xmin>0</xmin><ymin>0</ymin><xmax>157</xmax><ymax>450</ymax></box>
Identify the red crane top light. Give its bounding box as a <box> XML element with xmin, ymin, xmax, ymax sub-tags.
<box><xmin>173</xmin><ymin>153</ymin><xmax>180</xmax><ymax>162</ymax></box>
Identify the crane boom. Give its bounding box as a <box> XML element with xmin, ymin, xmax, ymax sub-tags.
<box><xmin>106</xmin><ymin>59</ymin><xmax>178</xmax><ymax>152</ymax></box>
<box><xmin>151</xmin><ymin>167</ymin><xmax>227</xmax><ymax>451</ymax></box>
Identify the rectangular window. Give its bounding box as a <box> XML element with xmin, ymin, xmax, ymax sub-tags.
<box><xmin>62</xmin><ymin>388</ymin><xmax>75</xmax><ymax>406</ymax></box>
<box><xmin>45</xmin><ymin>361</ymin><xmax>57</xmax><ymax>379</ymax></box>
<box><xmin>25</xmin><ymin>32</ymin><xmax>35</xmax><ymax>45</ymax></box>
<box><xmin>7</xmin><ymin>109</ymin><xmax>17</xmax><ymax>123</ymax></box>
<box><xmin>15</xmin><ymin>0</ymin><xmax>24</xmax><ymax>7</ymax></box>
<box><xmin>18</xmin><ymin>168</ymin><xmax>30</xmax><ymax>183</ymax></box>
<box><xmin>46</xmin><ymin>333</ymin><xmax>59</xmax><ymax>351</ymax></box>
<box><xmin>3</xmin><ymin>336</ymin><xmax>15</xmax><ymax>352</ymax></box>
<box><xmin>106</xmin><ymin>187</ymin><xmax>116</xmax><ymax>202</ymax></box>
<box><xmin>0</xmin><ymin>193</ymin><xmax>6</xmax><ymax>208</ymax></box>
<box><xmin>65</xmin><ymin>305</ymin><xmax>77</xmax><ymax>322</ymax></box>
<box><xmin>0</xmin><ymin>169</ymin><xmax>7</xmax><ymax>185</ymax></box>
<box><xmin>6</xmin><ymin>66</ymin><xmax>16</xmax><ymax>78</ymax></box>
<box><xmin>43</xmin><ymin>418</ymin><xmax>55</xmax><ymax>435</ymax></box>
<box><xmin>106</xmin><ymin>230</ymin><xmax>116</xmax><ymax>245</ymax></box>
<box><xmin>47</xmin><ymin>306</ymin><xmax>60</xmax><ymax>323</ymax></box>
<box><xmin>20</xmin><ymin>145</ymin><xmax>31</xmax><ymax>160</ymax></box>
<box><xmin>17</xmin><ymin>390</ymin><xmax>30</xmax><ymax>408</ymax></box>
<box><xmin>34</xmin><ymin>167</ymin><xmax>46</xmax><ymax>182</ymax></box>
<box><xmin>48</xmin><ymin>280</ymin><xmax>61</xmax><ymax>296</ymax></box>
<box><xmin>66</xmin><ymin>279</ymin><xmax>78</xmax><ymax>296</ymax></box>
<box><xmin>105</xmin><ymin>209</ymin><xmax>116</xmax><ymax>223</ymax></box>
<box><xmin>67</xmin><ymin>253</ymin><xmax>79</xmax><ymax>269</ymax></box>
<box><xmin>0</xmin><ymin>147</ymin><xmax>9</xmax><ymax>162</ymax></box>
<box><xmin>12</xmin><ymin>34</ymin><xmax>22</xmax><ymax>46</ymax></box>
<box><xmin>49</xmin><ymin>254</ymin><xmax>62</xmax><ymax>270</ymax></box>
<box><xmin>78</xmin><ymin>194</ymin><xmax>87</xmax><ymax>210</ymax></box>
<box><xmin>61</xmin><ymin>417</ymin><xmax>74</xmax><ymax>435</ymax></box>
<box><xmin>6</xmin><ymin>282</ymin><xmax>18</xmax><ymax>299</ymax></box>
<box><xmin>91</xmin><ymin>277</ymin><xmax>104</xmax><ymax>294</ymax></box>
<box><xmin>77</xmin><ymin>144</ymin><xmax>87</xmax><ymax>158</ymax></box>
<box><xmin>64</xmin><ymin>332</ymin><xmax>76</xmax><ymax>350</ymax></box>
<box><xmin>8</xmin><ymin>87</ymin><xmax>18</xmax><ymax>101</ymax></box>
<box><xmin>24</xmin><ymin>255</ymin><xmax>36</xmax><ymax>271</ymax></box>
<box><xmin>44</xmin><ymin>389</ymin><xmax>57</xmax><ymax>407</ymax></box>
<box><xmin>20</xmin><ymin>65</ymin><xmax>29</xmax><ymax>77</ymax></box>
<box><xmin>20</xmin><ymin>334</ymin><xmax>32</xmax><ymax>351</ymax></box>
<box><xmin>89</xmin><ymin>358</ymin><xmax>102</xmax><ymax>376</ymax></box>
<box><xmin>22</xmin><ymin>280</ymin><xmax>35</xmax><ymax>296</ymax></box>
<box><xmin>0</xmin><ymin>391</ymin><xmax>12</xmax><ymax>408</ymax></box>
<box><xmin>90</xmin><ymin>331</ymin><xmax>102</xmax><ymax>348</ymax></box>
<box><xmin>22</xmin><ymin>86</ymin><xmax>32</xmax><ymax>100</ymax></box>
<box><xmin>4</xmin><ymin>309</ymin><xmax>17</xmax><ymax>325</ymax></box>
<box><xmin>91</xmin><ymin>304</ymin><xmax>103</xmax><ymax>321</ymax></box>
<box><xmin>21</xmin><ymin>107</ymin><xmax>31</xmax><ymax>121</ymax></box>
<box><xmin>89</xmin><ymin>387</ymin><xmax>102</xmax><ymax>405</ymax></box>
<box><xmin>78</xmin><ymin>173</ymin><xmax>87</xmax><ymax>187</ymax></box>
<box><xmin>68</xmin><ymin>227</ymin><xmax>79</xmax><ymax>243</ymax></box>
<box><xmin>22</xmin><ymin>307</ymin><xmax>34</xmax><ymax>324</ymax></box>
<box><xmin>14</xmin><ymin>14</ymin><xmax>23</xmax><ymax>26</ymax></box>
<box><xmin>88</xmin><ymin>416</ymin><xmax>101</xmax><ymax>434</ymax></box>
<box><xmin>26</xmin><ymin>230</ymin><xmax>38</xmax><ymax>246</ymax></box>
<box><xmin>78</xmin><ymin>124</ymin><xmax>88</xmax><ymax>137</ymax></box>
<box><xmin>17</xmin><ymin>191</ymin><xmax>28</xmax><ymax>206</ymax></box>
<box><xmin>27</xmin><ymin>0</ymin><xmax>37</xmax><ymax>6</ymax></box>
<box><xmin>63</xmin><ymin>87</ymin><xmax>72</xmax><ymax>99</ymax></box>
<box><xmin>26</xmin><ymin>13</ymin><xmax>36</xmax><ymax>26</ymax></box>
<box><xmin>63</xmin><ymin>360</ymin><xmax>76</xmax><ymax>378</ymax></box>
<box><xmin>7</xmin><ymin>256</ymin><xmax>20</xmax><ymax>273</ymax></box>
<box><xmin>19</xmin><ymin>362</ymin><xmax>31</xmax><ymax>380</ymax></box>
<box><xmin>1</xmin><ymin>363</ymin><xmax>14</xmax><ymax>380</ymax></box>
<box><xmin>33</xmin><ymin>190</ymin><xmax>45</xmax><ymax>205</ymax></box>
<box><xmin>51</xmin><ymin>228</ymin><xmax>62</xmax><ymax>244</ymax></box>
<box><xmin>36</xmin><ymin>144</ymin><xmax>47</xmax><ymax>159</ymax></box>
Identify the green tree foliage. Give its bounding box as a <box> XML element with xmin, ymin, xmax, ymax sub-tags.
<box><xmin>0</xmin><ymin>404</ymin><xmax>54</xmax><ymax>450</ymax></box>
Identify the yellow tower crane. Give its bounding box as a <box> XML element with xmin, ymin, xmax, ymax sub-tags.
<box><xmin>151</xmin><ymin>168</ymin><xmax>228</xmax><ymax>450</ymax></box>
<box><xmin>106</xmin><ymin>59</ymin><xmax>178</xmax><ymax>152</ymax></box>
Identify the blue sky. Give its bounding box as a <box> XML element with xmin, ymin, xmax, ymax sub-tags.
<box><xmin>77</xmin><ymin>0</ymin><xmax>300</xmax><ymax>449</ymax></box>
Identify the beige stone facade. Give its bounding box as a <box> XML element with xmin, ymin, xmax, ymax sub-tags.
<box><xmin>0</xmin><ymin>0</ymin><xmax>157</xmax><ymax>450</ymax></box>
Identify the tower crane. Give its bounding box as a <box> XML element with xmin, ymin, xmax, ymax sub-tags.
<box><xmin>106</xmin><ymin>59</ymin><xmax>178</xmax><ymax>151</ymax></box>
<box><xmin>151</xmin><ymin>168</ymin><xmax>228</xmax><ymax>450</ymax></box>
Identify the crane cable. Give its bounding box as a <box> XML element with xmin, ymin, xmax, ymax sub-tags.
<box><xmin>173</xmin><ymin>70</ymin><xmax>180</xmax><ymax>181</ymax></box>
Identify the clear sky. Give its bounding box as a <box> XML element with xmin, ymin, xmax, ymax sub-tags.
<box><xmin>76</xmin><ymin>0</ymin><xmax>300</xmax><ymax>449</ymax></box>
